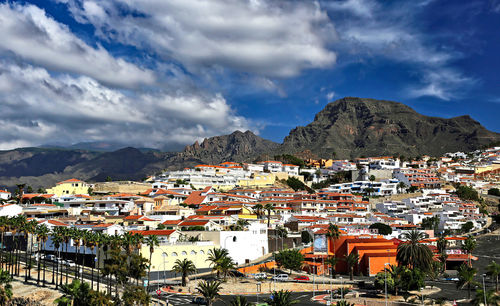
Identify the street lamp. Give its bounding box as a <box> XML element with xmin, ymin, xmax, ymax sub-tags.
<box><xmin>384</xmin><ymin>263</ymin><xmax>390</xmax><ymax>306</ymax></box>
<box><xmin>162</xmin><ymin>252</ymin><xmax>167</xmax><ymax>288</ymax></box>
<box><xmin>339</xmin><ymin>276</ymin><xmax>343</xmax><ymax>300</ymax></box>
<box><xmin>482</xmin><ymin>273</ymin><xmax>487</xmax><ymax>306</ymax></box>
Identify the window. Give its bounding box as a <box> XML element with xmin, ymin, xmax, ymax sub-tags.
<box><xmin>199</xmin><ymin>250</ymin><xmax>205</xmax><ymax>255</ymax></box>
<box><xmin>181</xmin><ymin>251</ymin><xmax>187</xmax><ymax>256</ymax></box>
<box><xmin>190</xmin><ymin>250</ymin><xmax>196</xmax><ymax>255</ymax></box>
<box><xmin>171</xmin><ymin>252</ymin><xmax>178</xmax><ymax>257</ymax></box>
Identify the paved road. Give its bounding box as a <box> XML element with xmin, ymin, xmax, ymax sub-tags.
<box><xmin>155</xmin><ymin>291</ymin><xmax>324</xmax><ymax>305</ymax></box>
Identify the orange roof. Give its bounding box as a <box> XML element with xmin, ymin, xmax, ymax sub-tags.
<box><xmin>57</xmin><ymin>178</ymin><xmax>83</xmax><ymax>184</ymax></box>
<box><xmin>92</xmin><ymin>223</ymin><xmax>115</xmax><ymax>228</ymax></box>
<box><xmin>184</xmin><ymin>191</ymin><xmax>206</xmax><ymax>205</ymax></box>
<box><xmin>0</xmin><ymin>190</ymin><xmax>10</xmax><ymax>193</ymax></box>
<box><xmin>39</xmin><ymin>220</ymin><xmax>69</xmax><ymax>227</ymax></box>
<box><xmin>162</xmin><ymin>220</ymin><xmax>182</xmax><ymax>225</ymax></box>
<box><xmin>179</xmin><ymin>220</ymin><xmax>210</xmax><ymax>226</ymax></box>
<box><xmin>129</xmin><ymin>230</ymin><xmax>176</xmax><ymax>236</ymax></box>
<box><xmin>22</xmin><ymin>193</ymin><xmax>54</xmax><ymax>199</ymax></box>
<box><xmin>124</xmin><ymin>215</ymin><xmax>143</xmax><ymax>220</ymax></box>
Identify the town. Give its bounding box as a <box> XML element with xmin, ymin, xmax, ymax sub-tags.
<box><xmin>0</xmin><ymin>146</ymin><xmax>499</xmax><ymax>306</ymax></box>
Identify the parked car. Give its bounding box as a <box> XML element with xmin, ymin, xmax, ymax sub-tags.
<box><xmin>46</xmin><ymin>254</ymin><xmax>57</xmax><ymax>262</ymax></box>
<box><xmin>272</xmin><ymin>274</ymin><xmax>289</xmax><ymax>282</ymax></box>
<box><xmin>192</xmin><ymin>296</ymin><xmax>208</xmax><ymax>305</ymax></box>
<box><xmin>293</xmin><ymin>276</ymin><xmax>310</xmax><ymax>282</ymax></box>
<box><xmin>254</xmin><ymin>272</ymin><xmax>267</xmax><ymax>279</ymax></box>
<box><xmin>64</xmin><ymin>260</ymin><xmax>76</xmax><ymax>267</ymax></box>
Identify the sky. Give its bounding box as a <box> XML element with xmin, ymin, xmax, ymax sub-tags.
<box><xmin>0</xmin><ymin>0</ymin><xmax>499</xmax><ymax>151</ymax></box>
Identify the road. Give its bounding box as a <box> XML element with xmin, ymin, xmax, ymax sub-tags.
<box><xmin>156</xmin><ymin>291</ymin><xmax>324</xmax><ymax>306</ymax></box>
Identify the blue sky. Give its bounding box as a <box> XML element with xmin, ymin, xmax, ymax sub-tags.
<box><xmin>0</xmin><ymin>0</ymin><xmax>499</xmax><ymax>151</ymax></box>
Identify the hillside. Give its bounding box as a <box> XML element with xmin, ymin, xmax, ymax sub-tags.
<box><xmin>280</xmin><ymin>97</ymin><xmax>500</xmax><ymax>159</ymax></box>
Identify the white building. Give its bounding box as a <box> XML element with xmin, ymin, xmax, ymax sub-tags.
<box><xmin>0</xmin><ymin>204</ymin><xmax>22</xmax><ymax>217</ymax></box>
<box><xmin>0</xmin><ymin>189</ymin><xmax>11</xmax><ymax>200</ymax></box>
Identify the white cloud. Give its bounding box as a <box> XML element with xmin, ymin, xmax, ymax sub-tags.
<box><xmin>59</xmin><ymin>0</ymin><xmax>336</xmax><ymax>78</ymax></box>
<box><xmin>408</xmin><ymin>69</ymin><xmax>476</xmax><ymax>101</ymax></box>
<box><xmin>322</xmin><ymin>0</ymin><xmax>472</xmax><ymax>100</ymax></box>
<box><xmin>326</xmin><ymin>91</ymin><xmax>335</xmax><ymax>101</ymax></box>
<box><xmin>0</xmin><ymin>3</ymin><xmax>155</xmax><ymax>88</ymax></box>
<box><xmin>0</xmin><ymin>61</ymin><xmax>250</xmax><ymax>150</ymax></box>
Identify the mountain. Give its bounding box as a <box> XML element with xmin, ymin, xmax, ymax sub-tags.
<box><xmin>0</xmin><ymin>147</ymin><xmax>171</xmax><ymax>190</ymax></box>
<box><xmin>40</xmin><ymin>141</ymin><xmax>159</xmax><ymax>152</ymax></box>
<box><xmin>169</xmin><ymin>130</ymin><xmax>279</xmax><ymax>167</ymax></box>
<box><xmin>280</xmin><ymin>97</ymin><xmax>500</xmax><ymax>159</ymax></box>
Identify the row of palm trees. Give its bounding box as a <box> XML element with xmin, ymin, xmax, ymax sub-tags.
<box><xmin>0</xmin><ymin>216</ymin><xmax>163</xmax><ymax>296</ymax></box>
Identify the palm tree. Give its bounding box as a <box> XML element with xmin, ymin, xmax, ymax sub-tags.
<box><xmin>264</xmin><ymin>203</ymin><xmax>274</xmax><ymax>227</ymax></box>
<box><xmin>51</xmin><ymin>228</ymin><xmax>64</xmax><ymax>288</ymax></box>
<box><xmin>344</xmin><ymin>253</ymin><xmax>359</xmax><ymax>281</ymax></box>
<box><xmin>85</xmin><ymin>231</ymin><xmax>98</xmax><ymax>289</ymax></box>
<box><xmin>457</xmin><ymin>263</ymin><xmax>478</xmax><ymax>300</ymax></box>
<box><xmin>268</xmin><ymin>289</ymin><xmax>299</xmax><ymax>306</ymax></box>
<box><xmin>207</xmin><ymin>248</ymin><xmax>230</xmax><ymax>279</ymax></box>
<box><xmin>461</xmin><ymin>236</ymin><xmax>477</xmax><ymax>267</ymax></box>
<box><xmin>397</xmin><ymin>182</ymin><xmax>407</xmax><ymax>193</ymax></box>
<box><xmin>172</xmin><ymin>258</ymin><xmax>197</xmax><ymax>286</ymax></box>
<box><xmin>24</xmin><ymin>219</ymin><xmax>38</xmax><ymax>282</ymax></box>
<box><xmin>70</xmin><ymin>228</ymin><xmax>83</xmax><ymax>279</ymax></box>
<box><xmin>437</xmin><ymin>235</ymin><xmax>448</xmax><ymax>271</ymax></box>
<box><xmin>253</xmin><ymin>204</ymin><xmax>263</xmax><ymax>219</ymax></box>
<box><xmin>396</xmin><ymin>230</ymin><xmax>433</xmax><ymax>271</ymax></box>
<box><xmin>486</xmin><ymin>260</ymin><xmax>500</xmax><ymax>292</ymax></box>
<box><xmin>0</xmin><ymin>216</ymin><xmax>8</xmax><ymax>271</ymax></box>
<box><xmin>144</xmin><ymin>235</ymin><xmax>159</xmax><ymax>292</ymax></box>
<box><xmin>54</xmin><ymin>279</ymin><xmax>92</xmax><ymax>306</ymax></box>
<box><xmin>326</xmin><ymin>256</ymin><xmax>339</xmax><ymax>279</ymax></box>
<box><xmin>472</xmin><ymin>288</ymin><xmax>500</xmax><ymax>306</ymax></box>
<box><xmin>335</xmin><ymin>301</ymin><xmax>355</xmax><ymax>306</ymax></box>
<box><xmin>326</xmin><ymin>223</ymin><xmax>341</xmax><ymax>253</ymax></box>
<box><xmin>196</xmin><ymin>280</ymin><xmax>222</xmax><ymax>306</ymax></box>
<box><xmin>94</xmin><ymin>232</ymin><xmax>104</xmax><ymax>292</ymax></box>
<box><xmin>35</xmin><ymin>224</ymin><xmax>49</xmax><ymax>286</ymax></box>
<box><xmin>219</xmin><ymin>256</ymin><xmax>236</xmax><ymax>280</ymax></box>
<box><xmin>61</xmin><ymin>227</ymin><xmax>71</xmax><ymax>285</ymax></box>
<box><xmin>276</xmin><ymin>226</ymin><xmax>288</xmax><ymax>250</ymax></box>
<box><xmin>230</xmin><ymin>296</ymin><xmax>250</xmax><ymax>306</ymax></box>
<box><xmin>0</xmin><ymin>268</ymin><xmax>13</xmax><ymax>305</ymax></box>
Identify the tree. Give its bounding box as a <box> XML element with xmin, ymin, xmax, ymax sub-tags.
<box><xmin>253</xmin><ymin>204</ymin><xmax>264</xmax><ymax>219</ymax></box>
<box><xmin>335</xmin><ymin>301</ymin><xmax>355</xmax><ymax>306</ymax></box>
<box><xmin>230</xmin><ymin>296</ymin><xmax>250</xmax><ymax>306</ymax></box>
<box><xmin>172</xmin><ymin>259</ymin><xmax>197</xmax><ymax>286</ymax></box>
<box><xmin>399</xmin><ymin>267</ymin><xmax>425</xmax><ymax>292</ymax></box>
<box><xmin>472</xmin><ymin>288</ymin><xmax>500</xmax><ymax>306</ymax></box>
<box><xmin>121</xmin><ymin>285</ymin><xmax>150</xmax><ymax>306</ymax></box>
<box><xmin>0</xmin><ymin>268</ymin><xmax>12</xmax><ymax>305</ymax></box>
<box><xmin>274</xmin><ymin>249</ymin><xmax>304</xmax><ymax>272</ymax></box>
<box><xmin>36</xmin><ymin>224</ymin><xmax>50</xmax><ymax>286</ymax></box>
<box><xmin>488</xmin><ymin>188</ymin><xmax>500</xmax><ymax>196</ymax></box>
<box><xmin>486</xmin><ymin>261</ymin><xmax>500</xmax><ymax>292</ymax></box>
<box><xmin>457</xmin><ymin>263</ymin><xmax>478</xmax><ymax>300</ymax></box>
<box><xmin>207</xmin><ymin>248</ymin><xmax>231</xmax><ymax>279</ymax></box>
<box><xmin>301</xmin><ymin>231</ymin><xmax>312</xmax><ymax>244</ymax></box>
<box><xmin>268</xmin><ymin>290</ymin><xmax>299</xmax><ymax>306</ymax></box>
<box><xmin>326</xmin><ymin>256</ymin><xmax>339</xmax><ymax>279</ymax></box>
<box><xmin>285</xmin><ymin>177</ymin><xmax>308</xmax><ymax>192</ymax></box>
<box><xmin>396</xmin><ymin>230</ymin><xmax>433</xmax><ymax>271</ymax></box>
<box><xmin>369</xmin><ymin>175</ymin><xmax>376</xmax><ymax>182</ymax></box>
<box><xmin>369</xmin><ymin>223</ymin><xmax>392</xmax><ymax>235</ymax></box>
<box><xmin>105</xmin><ymin>176</ymin><xmax>112</xmax><ymax>182</ymax></box>
<box><xmin>455</xmin><ymin>185</ymin><xmax>480</xmax><ymax>202</ymax></box>
<box><xmin>421</xmin><ymin>216</ymin><xmax>440</xmax><ymax>233</ymax></box>
<box><xmin>144</xmin><ymin>235</ymin><xmax>159</xmax><ymax>292</ymax></box>
<box><xmin>397</xmin><ymin>182</ymin><xmax>407</xmax><ymax>193</ymax></box>
<box><xmin>461</xmin><ymin>221</ymin><xmax>474</xmax><ymax>234</ymax></box>
<box><xmin>344</xmin><ymin>253</ymin><xmax>359</xmax><ymax>280</ymax></box>
<box><xmin>196</xmin><ymin>280</ymin><xmax>222</xmax><ymax>306</ymax></box>
<box><xmin>54</xmin><ymin>279</ymin><xmax>93</xmax><ymax>306</ymax></box>
<box><xmin>461</xmin><ymin>236</ymin><xmax>477</xmax><ymax>267</ymax></box>
<box><xmin>264</xmin><ymin>203</ymin><xmax>274</xmax><ymax>227</ymax></box>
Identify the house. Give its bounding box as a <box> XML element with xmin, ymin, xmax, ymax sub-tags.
<box><xmin>0</xmin><ymin>204</ymin><xmax>23</xmax><ymax>217</ymax></box>
<box><xmin>0</xmin><ymin>190</ymin><xmax>11</xmax><ymax>200</ymax></box>
<box><xmin>46</xmin><ymin>179</ymin><xmax>89</xmax><ymax>197</ymax></box>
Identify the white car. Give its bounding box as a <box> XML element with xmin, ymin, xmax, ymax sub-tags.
<box><xmin>272</xmin><ymin>274</ymin><xmax>289</xmax><ymax>282</ymax></box>
<box><xmin>254</xmin><ymin>272</ymin><xmax>267</xmax><ymax>279</ymax></box>
<box><xmin>64</xmin><ymin>260</ymin><xmax>76</xmax><ymax>267</ymax></box>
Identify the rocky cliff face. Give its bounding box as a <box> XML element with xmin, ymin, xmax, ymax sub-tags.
<box><xmin>280</xmin><ymin>97</ymin><xmax>500</xmax><ymax>159</ymax></box>
<box><xmin>175</xmin><ymin>130</ymin><xmax>279</xmax><ymax>165</ymax></box>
